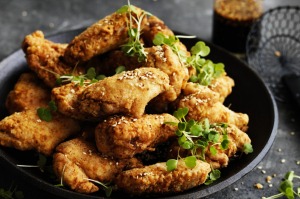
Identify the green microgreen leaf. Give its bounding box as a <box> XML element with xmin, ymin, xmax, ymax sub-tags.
<box><xmin>243</xmin><ymin>143</ymin><xmax>253</xmax><ymax>154</ymax></box>
<box><xmin>86</xmin><ymin>67</ymin><xmax>97</xmax><ymax>80</ymax></box>
<box><xmin>37</xmin><ymin>101</ymin><xmax>57</xmax><ymax>122</ymax></box>
<box><xmin>209</xmin><ymin>146</ymin><xmax>217</xmax><ymax>156</ymax></box>
<box><xmin>37</xmin><ymin>108</ymin><xmax>52</xmax><ymax>122</ymax></box>
<box><xmin>205</xmin><ymin>169</ymin><xmax>221</xmax><ymax>185</ymax></box>
<box><xmin>184</xmin><ymin>156</ymin><xmax>197</xmax><ymax>168</ymax></box>
<box><xmin>173</xmin><ymin>107</ymin><xmax>189</xmax><ymax>121</ymax></box>
<box><xmin>166</xmin><ymin>159</ymin><xmax>178</xmax><ymax>171</ymax></box>
<box><xmin>115</xmin><ymin>66</ymin><xmax>126</xmax><ymax>74</ymax></box>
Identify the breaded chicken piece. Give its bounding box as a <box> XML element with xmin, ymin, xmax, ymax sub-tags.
<box><xmin>167</xmin><ymin>124</ymin><xmax>251</xmax><ymax>169</ymax></box>
<box><xmin>64</xmin><ymin>6</ymin><xmax>147</xmax><ymax>65</ymax></box>
<box><xmin>95</xmin><ymin>113</ymin><xmax>178</xmax><ymax>159</ymax></box>
<box><xmin>0</xmin><ymin>109</ymin><xmax>80</xmax><ymax>156</ymax></box>
<box><xmin>178</xmin><ymin>83</ymin><xmax>249</xmax><ymax>131</ymax></box>
<box><xmin>51</xmin><ymin>82</ymin><xmax>87</xmax><ymax>119</ymax></box>
<box><xmin>209</xmin><ymin>74</ymin><xmax>235</xmax><ymax>102</ymax></box>
<box><xmin>22</xmin><ymin>31</ymin><xmax>85</xmax><ymax>88</ymax></box>
<box><xmin>53</xmin><ymin>138</ymin><xmax>122</xmax><ymax>194</ymax></box>
<box><xmin>115</xmin><ymin>159</ymin><xmax>211</xmax><ymax>195</ymax></box>
<box><xmin>5</xmin><ymin>72</ymin><xmax>51</xmax><ymax>114</ymax></box>
<box><xmin>53</xmin><ymin>138</ymin><xmax>143</xmax><ymax>193</ymax></box>
<box><xmin>52</xmin><ymin>67</ymin><xmax>170</xmax><ymax>121</ymax></box>
<box><xmin>145</xmin><ymin>45</ymin><xmax>189</xmax><ymax>111</ymax></box>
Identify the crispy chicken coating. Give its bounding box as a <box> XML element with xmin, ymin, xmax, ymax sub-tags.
<box><xmin>22</xmin><ymin>31</ymin><xmax>85</xmax><ymax>88</ymax></box>
<box><xmin>53</xmin><ymin>138</ymin><xmax>122</xmax><ymax>194</ymax></box>
<box><xmin>95</xmin><ymin>113</ymin><xmax>178</xmax><ymax>159</ymax></box>
<box><xmin>5</xmin><ymin>72</ymin><xmax>51</xmax><ymax>114</ymax></box>
<box><xmin>63</xmin><ymin>6</ymin><xmax>147</xmax><ymax>65</ymax></box>
<box><xmin>209</xmin><ymin>74</ymin><xmax>235</xmax><ymax>102</ymax></box>
<box><xmin>52</xmin><ymin>67</ymin><xmax>170</xmax><ymax>121</ymax></box>
<box><xmin>167</xmin><ymin>124</ymin><xmax>251</xmax><ymax>169</ymax></box>
<box><xmin>0</xmin><ymin>109</ymin><xmax>80</xmax><ymax>156</ymax></box>
<box><xmin>178</xmin><ymin>83</ymin><xmax>249</xmax><ymax>131</ymax></box>
<box><xmin>53</xmin><ymin>138</ymin><xmax>143</xmax><ymax>193</ymax></box>
<box><xmin>115</xmin><ymin>159</ymin><xmax>211</xmax><ymax>195</ymax></box>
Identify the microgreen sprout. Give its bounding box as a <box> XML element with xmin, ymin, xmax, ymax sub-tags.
<box><xmin>84</xmin><ymin>178</ymin><xmax>113</xmax><ymax>197</ymax></box>
<box><xmin>0</xmin><ymin>184</ymin><xmax>24</xmax><ymax>199</ymax></box>
<box><xmin>57</xmin><ymin>67</ymin><xmax>102</xmax><ymax>86</ymax></box>
<box><xmin>165</xmin><ymin>107</ymin><xmax>230</xmax><ymax>185</ymax></box>
<box><xmin>263</xmin><ymin>171</ymin><xmax>300</xmax><ymax>199</ymax></box>
<box><xmin>117</xmin><ymin>1</ymin><xmax>152</xmax><ymax>62</ymax></box>
<box><xmin>153</xmin><ymin>33</ymin><xmax>225</xmax><ymax>86</ymax></box>
<box><xmin>37</xmin><ymin>100</ymin><xmax>57</xmax><ymax>122</ymax></box>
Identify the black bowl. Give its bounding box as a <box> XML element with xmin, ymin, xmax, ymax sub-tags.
<box><xmin>0</xmin><ymin>29</ymin><xmax>278</xmax><ymax>199</ymax></box>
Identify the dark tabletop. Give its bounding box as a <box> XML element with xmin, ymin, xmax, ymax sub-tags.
<box><xmin>1</xmin><ymin>1</ymin><xmax>300</xmax><ymax>199</ymax></box>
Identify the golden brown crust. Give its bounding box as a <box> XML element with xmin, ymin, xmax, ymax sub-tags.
<box><xmin>115</xmin><ymin>159</ymin><xmax>211</xmax><ymax>194</ymax></box>
<box><xmin>0</xmin><ymin>109</ymin><xmax>80</xmax><ymax>156</ymax></box>
<box><xmin>209</xmin><ymin>74</ymin><xmax>235</xmax><ymax>102</ymax></box>
<box><xmin>64</xmin><ymin>6</ymin><xmax>147</xmax><ymax>65</ymax></box>
<box><xmin>178</xmin><ymin>83</ymin><xmax>249</xmax><ymax>130</ymax></box>
<box><xmin>95</xmin><ymin>113</ymin><xmax>178</xmax><ymax>159</ymax></box>
<box><xmin>5</xmin><ymin>72</ymin><xmax>51</xmax><ymax>114</ymax></box>
<box><xmin>22</xmin><ymin>30</ymin><xmax>85</xmax><ymax>88</ymax></box>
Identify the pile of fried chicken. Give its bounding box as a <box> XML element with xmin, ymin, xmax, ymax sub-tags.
<box><xmin>0</xmin><ymin>5</ymin><xmax>251</xmax><ymax>197</ymax></box>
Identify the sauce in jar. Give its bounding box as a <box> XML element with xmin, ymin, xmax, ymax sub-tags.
<box><xmin>212</xmin><ymin>0</ymin><xmax>263</xmax><ymax>53</ymax></box>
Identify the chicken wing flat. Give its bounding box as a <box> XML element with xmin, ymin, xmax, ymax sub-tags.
<box><xmin>22</xmin><ymin>31</ymin><xmax>85</xmax><ymax>88</ymax></box>
<box><xmin>5</xmin><ymin>72</ymin><xmax>51</xmax><ymax>114</ymax></box>
<box><xmin>115</xmin><ymin>159</ymin><xmax>211</xmax><ymax>195</ymax></box>
<box><xmin>178</xmin><ymin>83</ymin><xmax>249</xmax><ymax>131</ymax></box>
<box><xmin>53</xmin><ymin>138</ymin><xmax>123</xmax><ymax>194</ymax></box>
<box><xmin>0</xmin><ymin>109</ymin><xmax>80</xmax><ymax>156</ymax></box>
<box><xmin>63</xmin><ymin>6</ymin><xmax>147</xmax><ymax>65</ymax></box>
<box><xmin>95</xmin><ymin>113</ymin><xmax>178</xmax><ymax>159</ymax></box>
<box><xmin>52</xmin><ymin>67</ymin><xmax>170</xmax><ymax>121</ymax></box>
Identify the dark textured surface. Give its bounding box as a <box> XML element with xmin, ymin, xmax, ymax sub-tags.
<box><xmin>0</xmin><ymin>1</ymin><xmax>300</xmax><ymax>199</ymax></box>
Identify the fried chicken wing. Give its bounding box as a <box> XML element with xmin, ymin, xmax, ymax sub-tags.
<box><xmin>53</xmin><ymin>138</ymin><xmax>144</xmax><ymax>193</ymax></box>
<box><xmin>0</xmin><ymin>109</ymin><xmax>80</xmax><ymax>156</ymax></box>
<box><xmin>52</xmin><ymin>67</ymin><xmax>170</xmax><ymax>121</ymax></box>
<box><xmin>22</xmin><ymin>31</ymin><xmax>85</xmax><ymax>88</ymax></box>
<box><xmin>178</xmin><ymin>83</ymin><xmax>249</xmax><ymax>131</ymax></box>
<box><xmin>95</xmin><ymin>113</ymin><xmax>178</xmax><ymax>159</ymax></box>
<box><xmin>115</xmin><ymin>159</ymin><xmax>211</xmax><ymax>195</ymax></box>
<box><xmin>53</xmin><ymin>138</ymin><xmax>122</xmax><ymax>193</ymax></box>
<box><xmin>63</xmin><ymin>6</ymin><xmax>147</xmax><ymax>65</ymax></box>
<box><xmin>167</xmin><ymin>124</ymin><xmax>251</xmax><ymax>169</ymax></box>
<box><xmin>5</xmin><ymin>72</ymin><xmax>51</xmax><ymax>114</ymax></box>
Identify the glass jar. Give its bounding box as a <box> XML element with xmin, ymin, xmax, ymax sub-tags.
<box><xmin>212</xmin><ymin>0</ymin><xmax>263</xmax><ymax>54</ymax></box>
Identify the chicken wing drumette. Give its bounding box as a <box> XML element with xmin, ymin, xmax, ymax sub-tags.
<box><xmin>95</xmin><ymin>113</ymin><xmax>178</xmax><ymax>159</ymax></box>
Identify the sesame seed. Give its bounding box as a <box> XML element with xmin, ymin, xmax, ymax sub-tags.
<box><xmin>234</xmin><ymin>187</ymin><xmax>239</xmax><ymax>191</ymax></box>
<box><xmin>281</xmin><ymin>159</ymin><xmax>286</xmax><ymax>163</ymax></box>
<box><xmin>261</xmin><ymin>170</ymin><xmax>266</xmax><ymax>174</ymax></box>
<box><xmin>296</xmin><ymin>160</ymin><xmax>300</xmax><ymax>165</ymax></box>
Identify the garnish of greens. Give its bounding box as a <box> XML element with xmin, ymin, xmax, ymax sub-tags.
<box><xmin>165</xmin><ymin>107</ymin><xmax>253</xmax><ymax>185</ymax></box>
<box><xmin>153</xmin><ymin>32</ymin><xmax>225</xmax><ymax>86</ymax></box>
<box><xmin>37</xmin><ymin>100</ymin><xmax>57</xmax><ymax>122</ymax></box>
<box><xmin>0</xmin><ymin>184</ymin><xmax>24</xmax><ymax>199</ymax></box>
<box><xmin>263</xmin><ymin>171</ymin><xmax>300</xmax><ymax>199</ymax></box>
<box><xmin>57</xmin><ymin>67</ymin><xmax>103</xmax><ymax>86</ymax></box>
<box><xmin>117</xmin><ymin>1</ymin><xmax>152</xmax><ymax>62</ymax></box>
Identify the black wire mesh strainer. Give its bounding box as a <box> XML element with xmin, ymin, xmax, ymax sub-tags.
<box><xmin>246</xmin><ymin>6</ymin><xmax>300</xmax><ymax>102</ymax></box>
